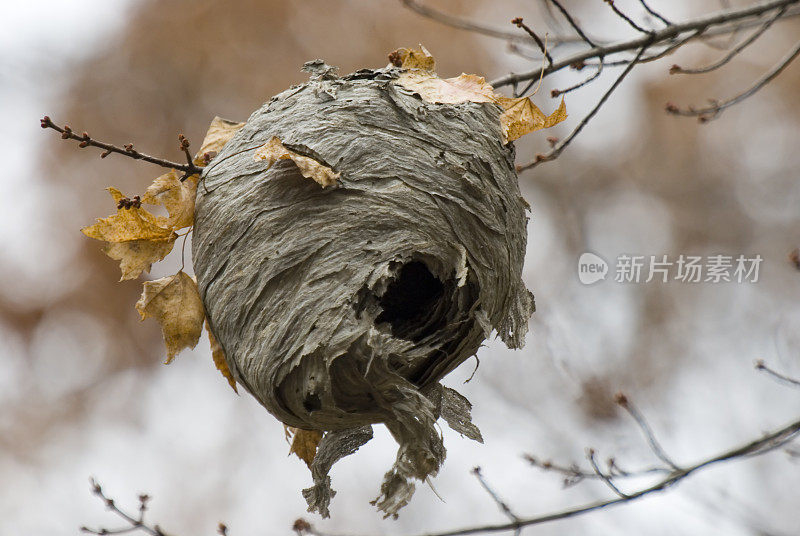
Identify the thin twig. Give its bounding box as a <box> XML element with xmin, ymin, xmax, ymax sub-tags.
<box><xmin>178</xmin><ymin>134</ymin><xmax>193</xmax><ymax>167</ymax></box>
<box><xmin>638</xmin><ymin>0</ymin><xmax>672</xmax><ymax>26</ymax></box>
<box><xmin>671</xmin><ymin>6</ymin><xmax>787</xmax><ymax>74</ymax></box>
<box><xmin>582</xmin><ymin>33</ymin><xmax>695</xmax><ymax>67</ymax></box>
<box><xmin>637</xmin><ymin>29</ymin><xmax>706</xmax><ymax>64</ymax></box>
<box><xmin>511</xmin><ymin>17</ymin><xmax>554</xmax><ymax>68</ymax></box>
<box><xmin>755</xmin><ymin>359</ymin><xmax>800</xmax><ymax>388</ymax></box>
<box><xmin>524</xmin><ymin>452</ymin><xmax>668</xmax><ymax>485</ymax></box>
<box><xmin>586</xmin><ymin>449</ymin><xmax>630</xmax><ymax>499</ymax></box>
<box><xmin>82</xmin><ymin>479</ymin><xmax>167</xmax><ymax>536</ymax></box>
<box><xmin>471</xmin><ymin>467</ymin><xmax>522</xmax><ymax>529</ymax></box>
<box><xmin>491</xmin><ymin>0</ymin><xmax>800</xmax><ymax>88</ymax></box>
<box><xmin>40</xmin><ymin>116</ymin><xmax>201</xmax><ymax>176</ymax></box>
<box><xmin>294</xmin><ymin>416</ymin><xmax>800</xmax><ymax>536</ymax></box>
<box><xmin>517</xmin><ymin>44</ymin><xmax>650</xmax><ymax>171</ymax></box>
<box><xmin>398</xmin><ymin>0</ymin><xmax>580</xmax><ymax>45</ymax></box>
<box><xmin>551</xmin><ymin>60</ymin><xmax>603</xmax><ymax>97</ymax></box>
<box><xmin>547</xmin><ymin>0</ymin><xmax>598</xmax><ymax>47</ymax></box>
<box><xmin>615</xmin><ymin>393</ymin><xmax>680</xmax><ymax>471</ymax></box>
<box><xmin>604</xmin><ymin>0</ymin><xmax>656</xmax><ymax>35</ymax></box>
<box><xmin>666</xmin><ymin>38</ymin><xmax>800</xmax><ymax>121</ymax></box>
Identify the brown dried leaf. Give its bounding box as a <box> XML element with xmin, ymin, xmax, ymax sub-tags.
<box><xmin>391</xmin><ymin>44</ymin><xmax>435</xmax><ymax>70</ymax></box>
<box><xmin>391</xmin><ymin>45</ymin><xmax>567</xmax><ymax>143</ymax></box>
<box><xmin>206</xmin><ymin>319</ymin><xmax>237</xmax><ymax>393</ymax></box>
<box><xmin>82</xmin><ymin>188</ymin><xmax>174</xmax><ymax>242</ymax></box>
<box><xmin>102</xmin><ymin>235</ymin><xmax>177</xmax><ymax>281</ymax></box>
<box><xmin>253</xmin><ymin>136</ymin><xmax>340</xmax><ymax>188</ymax></box>
<box><xmin>396</xmin><ymin>71</ymin><xmax>496</xmax><ymax>105</ymax></box>
<box><xmin>286</xmin><ymin>427</ymin><xmax>324</xmax><ymax>469</ymax></box>
<box><xmin>496</xmin><ymin>96</ymin><xmax>568</xmax><ymax>143</ymax></box>
<box><xmin>135</xmin><ymin>271</ymin><xmax>205</xmax><ymax>363</ymax></box>
<box><xmin>194</xmin><ymin>116</ymin><xmax>245</xmax><ymax>166</ymax></box>
<box><xmin>141</xmin><ymin>170</ymin><xmax>198</xmax><ymax>230</ymax></box>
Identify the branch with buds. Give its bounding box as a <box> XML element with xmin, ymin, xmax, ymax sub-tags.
<box><xmin>403</xmin><ymin>0</ymin><xmax>800</xmax><ymax>169</ymax></box>
<box><xmin>40</xmin><ymin>116</ymin><xmax>203</xmax><ymax>180</ymax></box>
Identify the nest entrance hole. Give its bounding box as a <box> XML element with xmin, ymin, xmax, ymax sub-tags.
<box><xmin>376</xmin><ymin>261</ymin><xmax>446</xmax><ymax>342</ymax></box>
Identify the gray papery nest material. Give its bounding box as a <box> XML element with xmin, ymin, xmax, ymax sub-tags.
<box><xmin>192</xmin><ymin>61</ymin><xmax>534</xmax><ymax>518</ymax></box>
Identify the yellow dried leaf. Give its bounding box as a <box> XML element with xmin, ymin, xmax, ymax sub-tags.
<box><xmin>135</xmin><ymin>271</ymin><xmax>205</xmax><ymax>364</ymax></box>
<box><xmin>82</xmin><ymin>188</ymin><xmax>174</xmax><ymax>242</ymax></box>
<box><xmin>102</xmin><ymin>235</ymin><xmax>177</xmax><ymax>281</ymax></box>
<box><xmin>286</xmin><ymin>427</ymin><xmax>324</xmax><ymax>469</ymax></box>
<box><xmin>391</xmin><ymin>44</ymin><xmax>435</xmax><ymax>71</ymax></box>
<box><xmin>497</xmin><ymin>96</ymin><xmax>568</xmax><ymax>142</ymax></box>
<box><xmin>253</xmin><ymin>136</ymin><xmax>340</xmax><ymax>188</ymax></box>
<box><xmin>141</xmin><ymin>170</ymin><xmax>198</xmax><ymax>230</ymax></box>
<box><xmin>206</xmin><ymin>319</ymin><xmax>237</xmax><ymax>393</ymax></box>
<box><xmin>389</xmin><ymin>46</ymin><xmax>567</xmax><ymax>143</ymax></box>
<box><xmin>395</xmin><ymin>71</ymin><xmax>496</xmax><ymax>105</ymax></box>
<box><xmin>194</xmin><ymin>116</ymin><xmax>245</xmax><ymax>166</ymax></box>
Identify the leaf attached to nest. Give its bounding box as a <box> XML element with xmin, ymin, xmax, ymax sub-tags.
<box><xmin>286</xmin><ymin>427</ymin><xmax>325</xmax><ymax>468</ymax></box>
<box><xmin>82</xmin><ymin>188</ymin><xmax>175</xmax><ymax>242</ymax></box>
<box><xmin>396</xmin><ymin>72</ymin><xmax>496</xmax><ymax>105</ymax></box>
<box><xmin>206</xmin><ymin>319</ymin><xmax>237</xmax><ymax>393</ymax></box>
<box><xmin>194</xmin><ymin>116</ymin><xmax>246</xmax><ymax>166</ymax></box>
<box><xmin>102</xmin><ymin>237</ymin><xmax>177</xmax><ymax>281</ymax></box>
<box><xmin>135</xmin><ymin>271</ymin><xmax>205</xmax><ymax>363</ymax></box>
<box><xmin>392</xmin><ymin>45</ymin><xmax>567</xmax><ymax>143</ymax></box>
<box><xmin>254</xmin><ymin>136</ymin><xmax>340</xmax><ymax>188</ymax></box>
<box><xmin>82</xmin><ymin>188</ymin><xmax>179</xmax><ymax>279</ymax></box>
<box><xmin>390</xmin><ymin>44</ymin><xmax>435</xmax><ymax>70</ymax></box>
<box><xmin>142</xmin><ymin>170</ymin><xmax>198</xmax><ymax>230</ymax></box>
<box><xmin>496</xmin><ymin>96</ymin><xmax>568</xmax><ymax>143</ymax></box>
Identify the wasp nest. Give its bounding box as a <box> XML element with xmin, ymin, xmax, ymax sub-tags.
<box><xmin>192</xmin><ymin>57</ymin><xmax>545</xmax><ymax>517</ymax></box>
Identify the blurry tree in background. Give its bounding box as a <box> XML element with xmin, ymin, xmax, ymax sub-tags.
<box><xmin>4</xmin><ymin>1</ymin><xmax>800</xmax><ymax>535</ymax></box>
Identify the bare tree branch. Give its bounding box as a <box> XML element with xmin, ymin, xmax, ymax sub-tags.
<box><xmin>665</xmin><ymin>39</ymin><xmax>800</xmax><ymax>121</ymax></box>
<box><xmin>517</xmin><ymin>44</ymin><xmax>649</xmax><ymax>171</ymax></box>
<box><xmin>292</xmin><ymin>412</ymin><xmax>800</xmax><ymax>536</ymax></box>
<box><xmin>604</xmin><ymin>0</ymin><xmax>657</xmax><ymax>35</ymax></box>
<box><xmin>511</xmin><ymin>17</ymin><xmax>553</xmax><ymax>68</ymax></box>
<box><xmin>638</xmin><ymin>0</ymin><xmax>673</xmax><ymax>26</ymax></box>
<box><xmin>586</xmin><ymin>448</ymin><xmax>630</xmax><ymax>499</ymax></box>
<box><xmin>491</xmin><ymin>0</ymin><xmax>800</xmax><ymax>88</ymax></box>
<box><xmin>671</xmin><ymin>6</ymin><xmax>787</xmax><ymax>74</ymax></box>
<box><xmin>471</xmin><ymin>467</ymin><xmax>522</xmax><ymax>536</ymax></box>
<box><xmin>81</xmin><ymin>479</ymin><xmax>169</xmax><ymax>536</ymax></box>
<box><xmin>550</xmin><ymin>60</ymin><xmax>604</xmax><ymax>98</ymax></box>
<box><xmin>755</xmin><ymin>359</ymin><xmax>800</xmax><ymax>388</ymax></box>
<box><xmin>40</xmin><ymin>116</ymin><xmax>202</xmax><ymax>178</ymax></box>
<box><xmin>547</xmin><ymin>0</ymin><xmax>598</xmax><ymax>47</ymax></box>
<box><xmin>615</xmin><ymin>392</ymin><xmax>680</xmax><ymax>470</ymax></box>
<box><xmin>398</xmin><ymin>0</ymin><xmax>581</xmax><ymax>45</ymax></box>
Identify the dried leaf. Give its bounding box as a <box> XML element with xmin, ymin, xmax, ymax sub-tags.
<box><xmin>141</xmin><ymin>170</ymin><xmax>198</xmax><ymax>230</ymax></box>
<box><xmin>206</xmin><ymin>319</ymin><xmax>237</xmax><ymax>393</ymax></box>
<box><xmin>395</xmin><ymin>71</ymin><xmax>496</xmax><ymax>105</ymax></box>
<box><xmin>391</xmin><ymin>44</ymin><xmax>435</xmax><ymax>70</ymax></box>
<box><xmin>286</xmin><ymin>427</ymin><xmax>324</xmax><ymax>468</ymax></box>
<box><xmin>497</xmin><ymin>96</ymin><xmax>567</xmax><ymax>143</ymax></box>
<box><xmin>194</xmin><ymin>116</ymin><xmax>245</xmax><ymax>166</ymax></box>
<box><xmin>135</xmin><ymin>271</ymin><xmax>205</xmax><ymax>363</ymax></box>
<box><xmin>102</xmin><ymin>235</ymin><xmax>177</xmax><ymax>281</ymax></box>
<box><xmin>392</xmin><ymin>46</ymin><xmax>567</xmax><ymax>143</ymax></box>
<box><xmin>82</xmin><ymin>188</ymin><xmax>174</xmax><ymax>242</ymax></box>
<box><xmin>253</xmin><ymin>136</ymin><xmax>340</xmax><ymax>188</ymax></box>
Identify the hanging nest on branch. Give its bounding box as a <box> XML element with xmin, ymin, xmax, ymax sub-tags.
<box><xmin>75</xmin><ymin>46</ymin><xmax>566</xmax><ymax>519</ymax></box>
<box><xmin>193</xmin><ymin>48</ymin><xmax>566</xmax><ymax>517</ymax></box>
